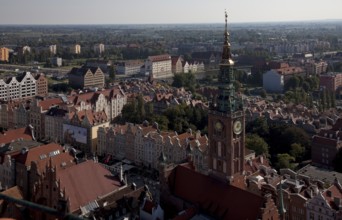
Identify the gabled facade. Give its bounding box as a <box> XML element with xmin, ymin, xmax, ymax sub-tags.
<box><xmin>171</xmin><ymin>56</ymin><xmax>183</xmax><ymax>74</ymax></box>
<box><xmin>0</xmin><ymin>72</ymin><xmax>39</xmax><ymax>101</ymax></box>
<box><xmin>68</xmin><ymin>66</ymin><xmax>105</xmax><ymax>89</ymax></box>
<box><xmin>97</xmin><ymin>123</ymin><xmax>208</xmax><ymax>172</ymax></box>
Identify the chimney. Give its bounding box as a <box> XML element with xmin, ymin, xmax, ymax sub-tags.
<box><xmin>196</xmin><ymin>130</ymin><xmax>201</xmax><ymax>139</ymax></box>
<box><xmin>131</xmin><ymin>182</ymin><xmax>137</xmax><ymax>190</ymax></box>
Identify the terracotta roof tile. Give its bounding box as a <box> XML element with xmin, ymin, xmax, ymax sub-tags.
<box><xmin>38</xmin><ymin>97</ymin><xmax>64</xmax><ymax>111</ymax></box>
<box><xmin>14</xmin><ymin>143</ymin><xmax>64</xmax><ymax>167</ymax></box>
<box><xmin>148</xmin><ymin>54</ymin><xmax>171</xmax><ymax>62</ymax></box>
<box><xmin>0</xmin><ymin>127</ymin><xmax>33</xmax><ymax>145</ymax></box>
<box><xmin>58</xmin><ymin>160</ymin><xmax>123</xmax><ymax>212</ymax></box>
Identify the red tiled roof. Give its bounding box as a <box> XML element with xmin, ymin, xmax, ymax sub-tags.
<box><xmin>74</xmin><ymin>110</ymin><xmax>107</xmax><ymax>125</ymax></box>
<box><xmin>38</xmin><ymin>97</ymin><xmax>64</xmax><ymax>111</ymax></box>
<box><xmin>58</xmin><ymin>160</ymin><xmax>123</xmax><ymax>212</ymax></box>
<box><xmin>275</xmin><ymin>67</ymin><xmax>304</xmax><ymax>75</ymax></box>
<box><xmin>148</xmin><ymin>54</ymin><xmax>171</xmax><ymax>62</ymax></box>
<box><xmin>13</xmin><ymin>143</ymin><xmax>64</xmax><ymax>167</ymax></box>
<box><xmin>0</xmin><ymin>127</ymin><xmax>33</xmax><ymax>145</ymax></box>
<box><xmin>169</xmin><ymin>165</ymin><xmax>265</xmax><ymax>219</ymax></box>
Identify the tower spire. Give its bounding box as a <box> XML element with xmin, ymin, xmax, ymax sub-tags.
<box><xmin>221</xmin><ymin>10</ymin><xmax>233</xmax><ymax>64</ymax></box>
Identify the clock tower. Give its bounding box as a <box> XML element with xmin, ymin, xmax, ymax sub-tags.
<box><xmin>208</xmin><ymin>11</ymin><xmax>245</xmax><ymax>183</ymax></box>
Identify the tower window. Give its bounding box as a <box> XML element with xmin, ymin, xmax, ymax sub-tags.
<box><xmin>218</xmin><ymin>142</ymin><xmax>222</xmax><ymax>157</ymax></box>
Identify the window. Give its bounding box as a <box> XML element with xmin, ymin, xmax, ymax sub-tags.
<box><xmin>309</xmin><ymin>212</ymin><xmax>314</xmax><ymax>220</ymax></box>
<box><xmin>218</xmin><ymin>142</ymin><xmax>222</xmax><ymax>157</ymax></box>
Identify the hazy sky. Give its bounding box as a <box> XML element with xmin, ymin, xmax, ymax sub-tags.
<box><xmin>1</xmin><ymin>0</ymin><xmax>342</xmax><ymax>24</ymax></box>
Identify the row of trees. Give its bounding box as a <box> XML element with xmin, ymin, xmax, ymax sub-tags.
<box><xmin>116</xmin><ymin>95</ymin><xmax>208</xmax><ymax>134</ymax></box>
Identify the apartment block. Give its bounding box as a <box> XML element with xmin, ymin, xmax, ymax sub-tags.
<box><xmin>320</xmin><ymin>72</ymin><xmax>342</xmax><ymax>92</ymax></box>
<box><xmin>49</xmin><ymin>44</ymin><xmax>57</xmax><ymax>55</ymax></box>
<box><xmin>94</xmin><ymin>43</ymin><xmax>105</xmax><ymax>54</ymax></box>
<box><xmin>145</xmin><ymin>54</ymin><xmax>172</xmax><ymax>79</ymax></box>
<box><xmin>0</xmin><ymin>47</ymin><xmax>9</xmax><ymax>62</ymax></box>
<box><xmin>116</xmin><ymin>60</ymin><xmax>144</xmax><ymax>76</ymax></box>
<box><xmin>71</xmin><ymin>44</ymin><xmax>81</xmax><ymax>54</ymax></box>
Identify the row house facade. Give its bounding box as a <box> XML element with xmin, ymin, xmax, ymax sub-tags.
<box><xmin>0</xmin><ymin>72</ymin><xmax>48</xmax><ymax>101</ymax></box>
<box><xmin>171</xmin><ymin>56</ymin><xmax>183</xmax><ymax>74</ymax></box>
<box><xmin>306</xmin><ymin>179</ymin><xmax>342</xmax><ymax>220</ymax></box>
<box><xmin>44</xmin><ymin>106</ymin><xmax>68</xmax><ymax>143</ymax></box>
<box><xmin>144</xmin><ymin>54</ymin><xmax>172</xmax><ymax>79</ymax></box>
<box><xmin>64</xmin><ymin>109</ymin><xmax>110</xmax><ymax>154</ymax></box>
<box><xmin>97</xmin><ymin>123</ymin><xmax>208</xmax><ymax>171</ymax></box>
<box><xmin>67</xmin><ymin>86</ymin><xmax>127</xmax><ymax>121</ymax></box>
<box><xmin>0</xmin><ymin>126</ymin><xmax>36</xmax><ymax>191</ymax></box>
<box><xmin>0</xmin><ymin>86</ymin><xmax>126</xmax><ymax>144</ymax></box>
<box><xmin>30</xmin><ymin>97</ymin><xmax>65</xmax><ymax>140</ymax></box>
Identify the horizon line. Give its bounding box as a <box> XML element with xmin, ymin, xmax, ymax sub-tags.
<box><xmin>0</xmin><ymin>18</ymin><xmax>342</xmax><ymax>26</ymax></box>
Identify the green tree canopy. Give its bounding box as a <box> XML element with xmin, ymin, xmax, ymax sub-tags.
<box><xmin>289</xmin><ymin>143</ymin><xmax>305</xmax><ymax>161</ymax></box>
<box><xmin>245</xmin><ymin>134</ymin><xmax>269</xmax><ymax>156</ymax></box>
<box><xmin>276</xmin><ymin>153</ymin><xmax>295</xmax><ymax>170</ymax></box>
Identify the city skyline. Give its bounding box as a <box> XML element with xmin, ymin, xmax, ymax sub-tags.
<box><xmin>1</xmin><ymin>0</ymin><xmax>342</xmax><ymax>25</ymax></box>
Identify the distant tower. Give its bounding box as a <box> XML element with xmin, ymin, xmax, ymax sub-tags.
<box><xmin>207</xmin><ymin>11</ymin><xmax>245</xmax><ymax>184</ymax></box>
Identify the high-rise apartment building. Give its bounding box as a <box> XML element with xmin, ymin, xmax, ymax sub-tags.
<box><xmin>94</xmin><ymin>43</ymin><xmax>105</xmax><ymax>54</ymax></box>
<box><xmin>71</xmin><ymin>44</ymin><xmax>81</xmax><ymax>54</ymax></box>
<box><xmin>0</xmin><ymin>47</ymin><xmax>9</xmax><ymax>62</ymax></box>
<box><xmin>49</xmin><ymin>44</ymin><xmax>57</xmax><ymax>55</ymax></box>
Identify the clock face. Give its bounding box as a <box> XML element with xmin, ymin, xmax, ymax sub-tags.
<box><xmin>233</xmin><ymin>120</ymin><xmax>242</xmax><ymax>134</ymax></box>
<box><xmin>215</xmin><ymin>121</ymin><xmax>223</xmax><ymax>132</ymax></box>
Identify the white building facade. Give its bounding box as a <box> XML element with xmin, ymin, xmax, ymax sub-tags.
<box><xmin>263</xmin><ymin>70</ymin><xmax>284</xmax><ymax>93</ymax></box>
<box><xmin>145</xmin><ymin>54</ymin><xmax>172</xmax><ymax>78</ymax></box>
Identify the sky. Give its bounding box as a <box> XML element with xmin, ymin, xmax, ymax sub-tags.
<box><xmin>1</xmin><ymin>0</ymin><xmax>342</xmax><ymax>25</ymax></box>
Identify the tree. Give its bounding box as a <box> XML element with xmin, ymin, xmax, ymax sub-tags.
<box><xmin>275</xmin><ymin>153</ymin><xmax>295</xmax><ymax>170</ymax></box>
<box><xmin>245</xmin><ymin>134</ymin><xmax>269</xmax><ymax>156</ymax></box>
<box><xmin>246</xmin><ymin>117</ymin><xmax>269</xmax><ymax>138</ymax></box>
<box><xmin>289</xmin><ymin>143</ymin><xmax>305</xmax><ymax>161</ymax></box>
<box><xmin>284</xmin><ymin>76</ymin><xmax>300</xmax><ymax>91</ymax></box>
<box><xmin>109</xmin><ymin>65</ymin><xmax>116</xmax><ymax>81</ymax></box>
<box><xmin>260</xmin><ymin>89</ymin><xmax>267</xmax><ymax>98</ymax></box>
